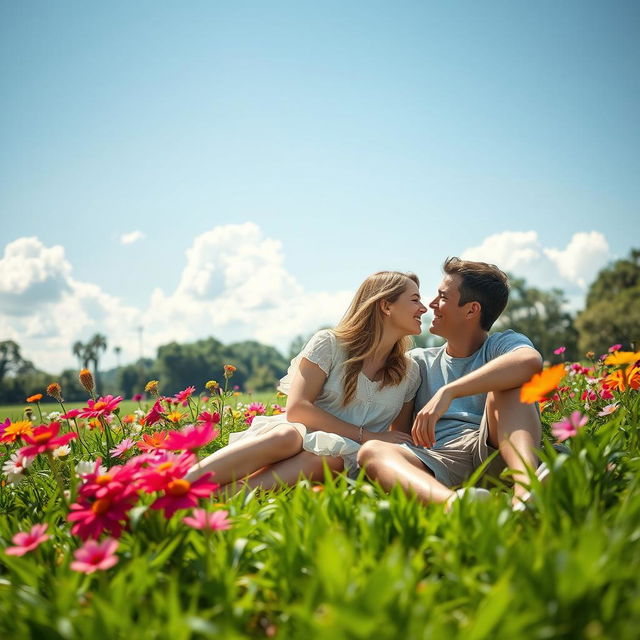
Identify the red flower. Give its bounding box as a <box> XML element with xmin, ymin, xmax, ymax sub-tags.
<box><xmin>78</xmin><ymin>395</ymin><xmax>123</xmax><ymax>419</ymax></box>
<box><xmin>18</xmin><ymin>422</ymin><xmax>77</xmax><ymax>458</ymax></box>
<box><xmin>197</xmin><ymin>411</ymin><xmax>220</xmax><ymax>429</ymax></box>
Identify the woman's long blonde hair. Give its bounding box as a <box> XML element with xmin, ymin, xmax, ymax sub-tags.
<box><xmin>334</xmin><ymin>271</ymin><xmax>419</xmax><ymax>405</ymax></box>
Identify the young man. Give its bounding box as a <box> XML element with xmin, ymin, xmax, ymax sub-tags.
<box><xmin>357</xmin><ymin>257</ymin><xmax>543</xmax><ymax>507</ymax></box>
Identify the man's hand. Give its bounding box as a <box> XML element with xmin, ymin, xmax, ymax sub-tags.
<box><xmin>365</xmin><ymin>430</ymin><xmax>415</xmax><ymax>445</ymax></box>
<box><xmin>411</xmin><ymin>387</ymin><xmax>454</xmax><ymax>448</ymax></box>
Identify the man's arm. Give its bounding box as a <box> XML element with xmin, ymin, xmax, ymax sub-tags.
<box><xmin>412</xmin><ymin>347</ymin><xmax>542</xmax><ymax>448</ymax></box>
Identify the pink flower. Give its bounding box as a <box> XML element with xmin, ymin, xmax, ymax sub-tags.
<box><xmin>183</xmin><ymin>508</ymin><xmax>231</xmax><ymax>531</ymax></box>
<box><xmin>68</xmin><ymin>461</ymin><xmax>139</xmax><ymax>540</ymax></box>
<box><xmin>18</xmin><ymin>422</ymin><xmax>77</xmax><ymax>458</ymax></box>
<box><xmin>5</xmin><ymin>523</ymin><xmax>49</xmax><ymax>556</ymax></box>
<box><xmin>142</xmin><ymin>400</ymin><xmax>165</xmax><ymax>427</ymax></box>
<box><xmin>551</xmin><ymin>411</ymin><xmax>588</xmax><ymax>442</ymax></box>
<box><xmin>197</xmin><ymin>411</ymin><xmax>221</xmax><ymax>429</ymax></box>
<box><xmin>78</xmin><ymin>396</ymin><xmax>123</xmax><ymax>419</ymax></box>
<box><xmin>136</xmin><ymin>451</ymin><xmax>196</xmax><ymax>493</ymax></box>
<box><xmin>608</xmin><ymin>344</ymin><xmax>623</xmax><ymax>353</ymax></box>
<box><xmin>60</xmin><ymin>409</ymin><xmax>81</xmax><ymax>420</ymax></box>
<box><xmin>598</xmin><ymin>403</ymin><xmax>619</xmax><ymax>417</ymax></box>
<box><xmin>132</xmin><ymin>393</ymin><xmax>144</xmax><ymax>402</ymax></box>
<box><xmin>553</xmin><ymin>346</ymin><xmax>566</xmax><ymax>355</ymax></box>
<box><xmin>110</xmin><ymin>438</ymin><xmax>136</xmax><ymax>458</ymax></box>
<box><xmin>70</xmin><ymin>538</ymin><xmax>119</xmax><ymax>574</ymax></box>
<box><xmin>173</xmin><ymin>386</ymin><xmax>195</xmax><ymax>407</ymax></box>
<box><xmin>164</xmin><ymin>423</ymin><xmax>218</xmax><ymax>452</ymax></box>
<box><xmin>0</xmin><ymin>418</ymin><xmax>10</xmax><ymax>438</ymax></box>
<box><xmin>151</xmin><ymin>474</ymin><xmax>219</xmax><ymax>519</ymax></box>
<box><xmin>247</xmin><ymin>402</ymin><xmax>266</xmax><ymax>414</ymax></box>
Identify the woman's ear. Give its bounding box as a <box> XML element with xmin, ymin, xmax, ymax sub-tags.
<box><xmin>380</xmin><ymin>299</ymin><xmax>391</xmax><ymax>316</ymax></box>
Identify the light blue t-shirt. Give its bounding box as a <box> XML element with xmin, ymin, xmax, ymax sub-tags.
<box><xmin>410</xmin><ymin>330</ymin><xmax>537</xmax><ymax>446</ymax></box>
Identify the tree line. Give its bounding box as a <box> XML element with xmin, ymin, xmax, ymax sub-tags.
<box><xmin>1</xmin><ymin>249</ymin><xmax>638</xmax><ymax>404</ymax></box>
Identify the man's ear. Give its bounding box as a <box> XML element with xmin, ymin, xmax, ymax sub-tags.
<box><xmin>466</xmin><ymin>301</ymin><xmax>481</xmax><ymax>321</ymax></box>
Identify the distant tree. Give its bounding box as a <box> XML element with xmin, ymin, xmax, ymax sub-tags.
<box><xmin>576</xmin><ymin>249</ymin><xmax>640</xmax><ymax>355</ymax></box>
<box><xmin>494</xmin><ymin>276</ymin><xmax>578</xmax><ymax>361</ymax></box>
<box><xmin>0</xmin><ymin>340</ymin><xmax>35</xmax><ymax>383</ymax></box>
<box><xmin>114</xmin><ymin>346</ymin><xmax>122</xmax><ymax>368</ymax></box>
<box><xmin>70</xmin><ymin>334</ymin><xmax>108</xmax><ymax>394</ymax></box>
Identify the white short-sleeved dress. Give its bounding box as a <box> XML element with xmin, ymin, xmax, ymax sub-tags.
<box><xmin>228</xmin><ymin>329</ymin><xmax>421</xmax><ymax>476</ymax></box>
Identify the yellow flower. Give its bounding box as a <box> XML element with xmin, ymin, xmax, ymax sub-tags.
<box><xmin>167</xmin><ymin>410</ymin><xmax>184</xmax><ymax>424</ymax></box>
<box><xmin>144</xmin><ymin>380</ymin><xmax>160</xmax><ymax>397</ymax></box>
<box><xmin>79</xmin><ymin>369</ymin><xmax>94</xmax><ymax>393</ymax></box>
<box><xmin>205</xmin><ymin>380</ymin><xmax>219</xmax><ymax>391</ymax></box>
<box><xmin>604</xmin><ymin>351</ymin><xmax>640</xmax><ymax>367</ymax></box>
<box><xmin>0</xmin><ymin>420</ymin><xmax>33</xmax><ymax>443</ymax></box>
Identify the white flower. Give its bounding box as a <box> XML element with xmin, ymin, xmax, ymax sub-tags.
<box><xmin>134</xmin><ymin>409</ymin><xmax>145</xmax><ymax>419</ymax></box>
<box><xmin>47</xmin><ymin>411</ymin><xmax>62</xmax><ymax>420</ymax></box>
<box><xmin>129</xmin><ymin>423</ymin><xmax>142</xmax><ymax>434</ymax></box>
<box><xmin>2</xmin><ymin>452</ymin><xmax>35</xmax><ymax>484</ymax></box>
<box><xmin>52</xmin><ymin>444</ymin><xmax>71</xmax><ymax>458</ymax></box>
<box><xmin>75</xmin><ymin>460</ymin><xmax>107</xmax><ymax>479</ymax></box>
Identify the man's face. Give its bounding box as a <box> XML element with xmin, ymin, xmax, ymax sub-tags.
<box><xmin>428</xmin><ymin>274</ymin><xmax>469</xmax><ymax>338</ymax></box>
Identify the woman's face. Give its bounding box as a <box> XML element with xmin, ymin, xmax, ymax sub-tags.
<box><xmin>387</xmin><ymin>279</ymin><xmax>428</xmax><ymax>336</ymax></box>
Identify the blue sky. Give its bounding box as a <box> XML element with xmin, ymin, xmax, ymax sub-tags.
<box><xmin>1</xmin><ymin>1</ymin><xmax>639</xmax><ymax>373</ymax></box>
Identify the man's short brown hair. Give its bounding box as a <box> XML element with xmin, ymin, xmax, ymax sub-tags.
<box><xmin>443</xmin><ymin>257</ymin><xmax>509</xmax><ymax>331</ymax></box>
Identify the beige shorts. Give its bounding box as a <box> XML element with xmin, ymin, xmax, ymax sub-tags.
<box><xmin>401</xmin><ymin>413</ymin><xmax>505</xmax><ymax>488</ymax></box>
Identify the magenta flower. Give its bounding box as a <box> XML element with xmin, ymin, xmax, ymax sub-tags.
<box><xmin>553</xmin><ymin>346</ymin><xmax>566</xmax><ymax>355</ymax></box>
<box><xmin>164</xmin><ymin>423</ymin><xmax>218</xmax><ymax>452</ymax></box>
<box><xmin>183</xmin><ymin>508</ymin><xmax>231</xmax><ymax>531</ymax></box>
<box><xmin>197</xmin><ymin>411</ymin><xmax>221</xmax><ymax>429</ymax></box>
<box><xmin>172</xmin><ymin>386</ymin><xmax>196</xmax><ymax>407</ymax></box>
<box><xmin>551</xmin><ymin>411</ymin><xmax>588</xmax><ymax>442</ymax></box>
<box><xmin>110</xmin><ymin>438</ymin><xmax>136</xmax><ymax>458</ymax></box>
<box><xmin>70</xmin><ymin>538</ymin><xmax>119</xmax><ymax>574</ymax></box>
<box><xmin>78</xmin><ymin>395</ymin><xmax>123</xmax><ymax>419</ymax></box>
<box><xmin>608</xmin><ymin>344</ymin><xmax>623</xmax><ymax>353</ymax></box>
<box><xmin>132</xmin><ymin>393</ymin><xmax>144</xmax><ymax>402</ymax></box>
<box><xmin>598</xmin><ymin>403</ymin><xmax>619</xmax><ymax>417</ymax></box>
<box><xmin>600</xmin><ymin>387</ymin><xmax>615</xmax><ymax>400</ymax></box>
<box><xmin>136</xmin><ymin>451</ymin><xmax>196</xmax><ymax>493</ymax></box>
<box><xmin>0</xmin><ymin>418</ymin><xmax>10</xmax><ymax>438</ymax></box>
<box><xmin>142</xmin><ymin>400</ymin><xmax>165</xmax><ymax>427</ymax></box>
<box><xmin>60</xmin><ymin>409</ymin><xmax>81</xmax><ymax>420</ymax></box>
<box><xmin>5</xmin><ymin>523</ymin><xmax>49</xmax><ymax>556</ymax></box>
<box><xmin>18</xmin><ymin>422</ymin><xmax>77</xmax><ymax>458</ymax></box>
<box><xmin>151</xmin><ymin>474</ymin><xmax>219</xmax><ymax>519</ymax></box>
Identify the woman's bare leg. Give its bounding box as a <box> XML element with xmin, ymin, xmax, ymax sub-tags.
<box><xmin>185</xmin><ymin>425</ymin><xmax>303</xmax><ymax>485</ymax></box>
<box><xmin>219</xmin><ymin>451</ymin><xmax>344</xmax><ymax>493</ymax></box>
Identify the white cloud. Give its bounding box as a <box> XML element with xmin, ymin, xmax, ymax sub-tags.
<box><xmin>120</xmin><ymin>231</ymin><xmax>145</xmax><ymax>245</ymax></box>
<box><xmin>0</xmin><ymin>224</ymin><xmax>351</xmax><ymax>373</ymax></box>
<box><xmin>461</xmin><ymin>230</ymin><xmax>611</xmax><ymax>307</ymax></box>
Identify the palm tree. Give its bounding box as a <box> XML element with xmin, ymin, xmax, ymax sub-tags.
<box><xmin>72</xmin><ymin>340</ymin><xmax>90</xmax><ymax>368</ymax></box>
<box><xmin>88</xmin><ymin>333</ymin><xmax>108</xmax><ymax>394</ymax></box>
<box><xmin>114</xmin><ymin>345</ymin><xmax>122</xmax><ymax>368</ymax></box>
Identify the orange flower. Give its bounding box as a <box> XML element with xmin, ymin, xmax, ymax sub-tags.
<box><xmin>520</xmin><ymin>364</ymin><xmax>566</xmax><ymax>404</ymax></box>
<box><xmin>79</xmin><ymin>369</ymin><xmax>94</xmax><ymax>393</ymax></box>
<box><xmin>46</xmin><ymin>383</ymin><xmax>63</xmax><ymax>402</ymax></box>
<box><xmin>0</xmin><ymin>420</ymin><xmax>34</xmax><ymax>443</ymax></box>
<box><xmin>26</xmin><ymin>393</ymin><xmax>43</xmax><ymax>403</ymax></box>
<box><xmin>223</xmin><ymin>364</ymin><xmax>237</xmax><ymax>378</ymax></box>
<box><xmin>166</xmin><ymin>410</ymin><xmax>184</xmax><ymax>424</ymax></box>
<box><xmin>603</xmin><ymin>364</ymin><xmax>640</xmax><ymax>392</ymax></box>
<box><xmin>604</xmin><ymin>351</ymin><xmax>640</xmax><ymax>367</ymax></box>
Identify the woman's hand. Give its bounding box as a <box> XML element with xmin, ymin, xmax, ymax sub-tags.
<box><xmin>364</xmin><ymin>430</ymin><xmax>415</xmax><ymax>445</ymax></box>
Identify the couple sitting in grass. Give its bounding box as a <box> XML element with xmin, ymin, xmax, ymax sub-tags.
<box><xmin>187</xmin><ymin>258</ymin><xmax>543</xmax><ymax>508</ymax></box>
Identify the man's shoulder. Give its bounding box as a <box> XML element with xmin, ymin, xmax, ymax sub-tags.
<box><xmin>484</xmin><ymin>329</ymin><xmax>536</xmax><ymax>354</ymax></box>
<box><xmin>409</xmin><ymin>344</ymin><xmax>445</xmax><ymax>364</ymax></box>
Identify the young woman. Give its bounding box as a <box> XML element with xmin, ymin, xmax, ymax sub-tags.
<box><xmin>186</xmin><ymin>271</ymin><xmax>427</xmax><ymax>490</ymax></box>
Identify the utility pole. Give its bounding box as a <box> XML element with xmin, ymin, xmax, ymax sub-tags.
<box><xmin>137</xmin><ymin>326</ymin><xmax>144</xmax><ymax>363</ymax></box>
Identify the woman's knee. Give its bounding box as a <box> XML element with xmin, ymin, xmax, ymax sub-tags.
<box><xmin>265</xmin><ymin>425</ymin><xmax>303</xmax><ymax>457</ymax></box>
<box><xmin>356</xmin><ymin>440</ymin><xmax>389</xmax><ymax>469</ymax></box>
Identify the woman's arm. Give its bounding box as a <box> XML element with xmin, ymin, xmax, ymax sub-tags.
<box><xmin>286</xmin><ymin>358</ymin><xmax>413</xmax><ymax>444</ymax></box>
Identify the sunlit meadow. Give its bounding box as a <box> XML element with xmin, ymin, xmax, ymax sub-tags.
<box><xmin>1</xmin><ymin>350</ymin><xmax>639</xmax><ymax>639</ymax></box>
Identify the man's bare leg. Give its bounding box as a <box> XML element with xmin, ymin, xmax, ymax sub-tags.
<box><xmin>357</xmin><ymin>441</ymin><xmax>454</xmax><ymax>504</ymax></box>
<box><xmin>485</xmin><ymin>388</ymin><xmax>541</xmax><ymax>505</ymax></box>
<box><xmin>185</xmin><ymin>425</ymin><xmax>303</xmax><ymax>484</ymax></box>
<box><xmin>219</xmin><ymin>451</ymin><xmax>344</xmax><ymax>493</ymax></box>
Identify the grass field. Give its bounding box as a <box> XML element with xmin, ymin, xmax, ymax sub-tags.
<box><xmin>1</xmin><ymin>360</ymin><xmax>639</xmax><ymax>639</ymax></box>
